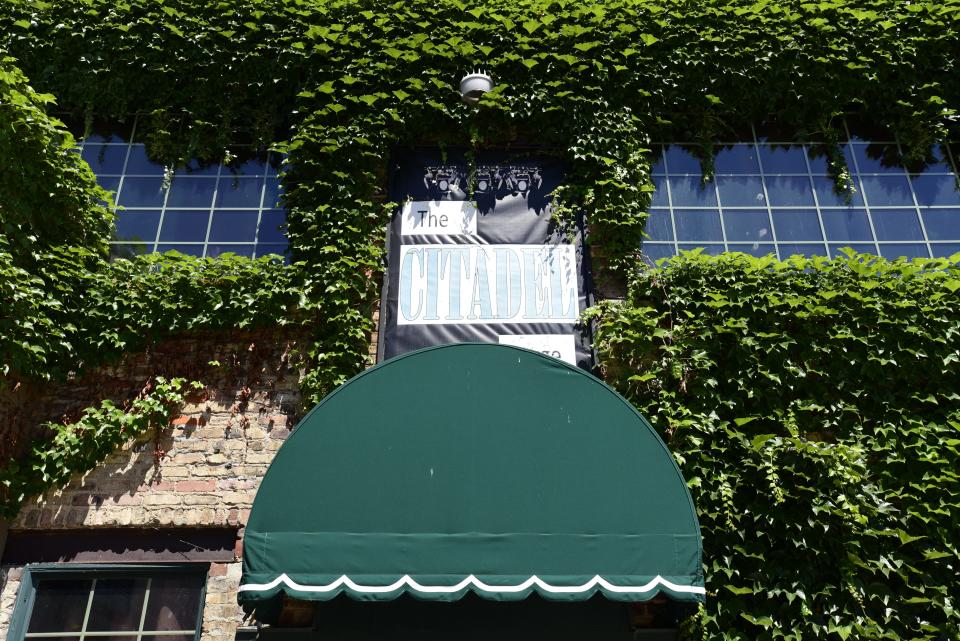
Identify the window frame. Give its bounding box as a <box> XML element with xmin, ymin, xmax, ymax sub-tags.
<box><xmin>8</xmin><ymin>563</ymin><xmax>208</xmax><ymax>641</ymax></box>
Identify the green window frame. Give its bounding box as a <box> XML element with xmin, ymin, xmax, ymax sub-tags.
<box><xmin>7</xmin><ymin>564</ymin><xmax>208</xmax><ymax>641</ymax></box>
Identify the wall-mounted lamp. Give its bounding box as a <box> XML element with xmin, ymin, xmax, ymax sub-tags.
<box><xmin>459</xmin><ymin>71</ymin><xmax>494</xmax><ymax>105</ymax></box>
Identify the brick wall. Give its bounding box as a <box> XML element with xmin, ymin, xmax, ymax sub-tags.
<box><xmin>0</xmin><ymin>329</ymin><xmax>306</xmax><ymax>641</ymax></box>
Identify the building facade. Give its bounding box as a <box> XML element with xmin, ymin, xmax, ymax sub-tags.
<box><xmin>2</xmin><ymin>1</ymin><xmax>959</xmax><ymax>640</ymax></box>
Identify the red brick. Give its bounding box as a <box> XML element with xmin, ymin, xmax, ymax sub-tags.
<box><xmin>138</xmin><ymin>481</ymin><xmax>174</xmax><ymax>492</ymax></box>
<box><xmin>175</xmin><ymin>480</ymin><xmax>217</xmax><ymax>492</ymax></box>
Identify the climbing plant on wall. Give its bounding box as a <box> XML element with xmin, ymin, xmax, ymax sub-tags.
<box><xmin>2</xmin><ymin>0</ymin><xmax>960</xmax><ymax>638</ymax></box>
<box><xmin>592</xmin><ymin>251</ymin><xmax>960</xmax><ymax>640</ymax></box>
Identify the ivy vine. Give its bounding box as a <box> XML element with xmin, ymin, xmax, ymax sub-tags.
<box><xmin>592</xmin><ymin>251</ymin><xmax>960</xmax><ymax>640</ymax></box>
<box><xmin>0</xmin><ymin>377</ymin><xmax>202</xmax><ymax>518</ymax></box>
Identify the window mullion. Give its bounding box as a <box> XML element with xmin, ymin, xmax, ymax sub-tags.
<box><xmin>136</xmin><ymin>577</ymin><xmax>152</xmax><ymax>641</ymax></box>
<box><xmin>79</xmin><ymin>578</ymin><xmax>97</xmax><ymax>641</ymax></box>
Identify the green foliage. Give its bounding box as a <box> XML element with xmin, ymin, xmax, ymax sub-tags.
<box><xmin>0</xmin><ymin>52</ymin><xmax>112</xmax><ymax>267</ymax></box>
<box><xmin>0</xmin><ymin>377</ymin><xmax>201</xmax><ymax>517</ymax></box>
<box><xmin>593</xmin><ymin>251</ymin><xmax>960</xmax><ymax>640</ymax></box>
<box><xmin>2</xmin><ymin>250</ymin><xmax>312</xmax><ymax>382</ymax></box>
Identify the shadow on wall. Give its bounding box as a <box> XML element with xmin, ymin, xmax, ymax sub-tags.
<box><xmin>6</xmin><ymin>328</ymin><xmax>306</xmax><ymax>531</ymax></box>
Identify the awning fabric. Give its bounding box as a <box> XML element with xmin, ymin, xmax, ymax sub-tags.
<box><xmin>239</xmin><ymin>343</ymin><xmax>704</xmax><ymax>619</ymax></box>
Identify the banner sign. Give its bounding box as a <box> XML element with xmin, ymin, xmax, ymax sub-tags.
<box><xmin>380</xmin><ymin>150</ymin><xmax>594</xmax><ymax>368</ymax></box>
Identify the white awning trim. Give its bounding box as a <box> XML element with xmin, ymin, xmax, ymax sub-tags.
<box><xmin>238</xmin><ymin>573</ymin><xmax>707</xmax><ymax>595</ymax></box>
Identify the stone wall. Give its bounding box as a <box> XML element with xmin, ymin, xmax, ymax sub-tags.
<box><xmin>0</xmin><ymin>329</ymin><xmax>306</xmax><ymax>641</ymax></box>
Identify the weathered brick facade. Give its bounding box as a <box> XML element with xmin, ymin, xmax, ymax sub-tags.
<box><xmin>0</xmin><ymin>329</ymin><xmax>306</xmax><ymax>641</ymax></box>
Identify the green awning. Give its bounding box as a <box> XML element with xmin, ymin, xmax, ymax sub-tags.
<box><xmin>239</xmin><ymin>344</ymin><xmax>704</xmax><ymax>619</ymax></box>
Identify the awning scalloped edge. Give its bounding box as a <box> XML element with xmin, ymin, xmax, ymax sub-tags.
<box><xmin>238</xmin><ymin>573</ymin><xmax>706</xmax><ymax>596</ymax></box>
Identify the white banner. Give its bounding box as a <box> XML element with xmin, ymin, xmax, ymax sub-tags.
<box><xmin>400</xmin><ymin>201</ymin><xmax>478</xmax><ymax>236</ymax></box>
<box><xmin>397</xmin><ymin>244</ymin><xmax>579</xmax><ymax>325</ymax></box>
<box><xmin>497</xmin><ymin>334</ymin><xmax>577</xmax><ymax>365</ymax></box>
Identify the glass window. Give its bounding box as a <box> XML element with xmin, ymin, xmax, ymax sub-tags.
<box><xmin>75</xmin><ymin>116</ymin><xmax>288</xmax><ymax>259</ymax></box>
<box><xmin>922</xmin><ymin>209</ymin><xmax>960</xmax><ymax>240</ymax></box>
<box><xmin>675</xmin><ymin>210</ymin><xmax>722</xmax><ymax>241</ymax></box>
<box><xmin>645</xmin><ymin>209</ymin><xmax>673</xmax><ymax>241</ymax></box>
<box><xmin>669</xmin><ymin>177</ymin><xmax>717</xmax><ymax>208</ymax></box>
<box><xmin>757</xmin><ymin>144</ymin><xmax>807</xmax><ymax>173</ymax></box>
<box><xmin>871</xmin><ymin>209</ymin><xmax>924</xmax><ymax>241</ymax></box>
<box><xmin>19</xmin><ymin>568</ymin><xmax>205</xmax><ymax>641</ymax></box>
<box><xmin>723</xmin><ymin>209</ymin><xmax>771</xmax><ymax>243</ymax></box>
<box><xmin>765</xmin><ymin>176</ymin><xmax>816</xmax><ymax>207</ymax></box>
<box><xmin>714</xmin><ymin>144</ymin><xmax>760</xmax><ymax>174</ymax></box>
<box><xmin>772</xmin><ymin>210</ymin><xmax>823</xmax><ymax>241</ymax></box>
<box><xmin>716</xmin><ymin>176</ymin><xmax>765</xmax><ymax>207</ymax></box>
<box><xmin>643</xmin><ymin>121</ymin><xmax>960</xmax><ymax>261</ymax></box>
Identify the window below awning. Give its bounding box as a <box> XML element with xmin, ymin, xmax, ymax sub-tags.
<box><xmin>238</xmin><ymin>344</ymin><xmax>704</xmax><ymax>623</ymax></box>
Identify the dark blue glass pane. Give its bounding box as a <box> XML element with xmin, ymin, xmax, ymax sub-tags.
<box><xmin>646</xmin><ymin>209</ymin><xmax>673</xmax><ymax>241</ymax></box>
<box><xmin>716</xmin><ymin>176</ymin><xmax>766</xmax><ymax>207</ymax></box>
<box><xmin>664</xmin><ymin>145</ymin><xmax>701</xmax><ymax>173</ymax></box>
<box><xmin>124</xmin><ymin>145</ymin><xmax>165</xmax><ymax>175</ymax></box>
<box><xmin>714</xmin><ymin>144</ymin><xmax>759</xmax><ymax>174</ymax></box>
<box><xmin>81</xmin><ymin>144</ymin><xmax>127</xmax><ymax>174</ymax></box>
<box><xmin>216</xmin><ymin>176</ymin><xmax>264</xmax><ymax>208</ymax></box>
<box><xmin>166</xmin><ymin>177</ymin><xmax>217</xmax><ymax>208</ymax></box>
<box><xmin>930</xmin><ymin>243</ymin><xmax>960</xmax><ymax>258</ymax></box>
<box><xmin>841</xmin><ymin>144</ymin><xmax>856</xmax><ymax>169</ymax></box>
<box><xmin>911</xmin><ymin>175</ymin><xmax>960</xmax><ymax>206</ymax></box>
<box><xmin>668</xmin><ymin>177</ymin><xmax>718</xmax><ymax>208</ymax></box>
<box><xmin>772</xmin><ymin>210</ymin><xmax>823</xmax><ymax>241</ymax></box>
<box><xmin>97</xmin><ymin>176</ymin><xmax>121</xmax><ymax>206</ymax></box>
<box><xmin>920</xmin><ymin>209</ymin><xmax>960</xmax><ymax>240</ymax></box>
<box><xmin>777</xmin><ymin>243</ymin><xmax>827</xmax><ymax>259</ymax></box>
<box><xmin>156</xmin><ymin>244</ymin><xmax>205</xmax><ymax>257</ymax></box>
<box><xmin>678</xmin><ymin>243</ymin><xmax>725</xmax><ymax>255</ymax></box>
<box><xmin>728</xmin><ymin>243</ymin><xmax>775</xmax><ymax>257</ymax></box>
<box><xmin>224</xmin><ymin>153</ymin><xmax>270</xmax><ymax>176</ymax></box>
<box><xmin>878</xmin><ymin>243</ymin><xmax>929</xmax><ymax>259</ymax></box>
<box><xmin>110</xmin><ymin>242</ymin><xmax>152</xmax><ymax>259</ymax></box>
<box><xmin>257</xmin><ymin>209</ymin><xmax>287</xmax><ymax>243</ymax></box>
<box><xmin>255</xmin><ymin>244</ymin><xmax>290</xmax><ymax>263</ymax></box>
<box><xmin>115</xmin><ymin>210</ymin><xmax>161</xmax><ymax>242</ymax></box>
<box><xmin>812</xmin><ymin>177</ymin><xmax>864</xmax><ymax>207</ymax></box>
<box><xmin>806</xmin><ymin>149</ymin><xmax>830</xmax><ymax>174</ymax></box>
<box><xmin>850</xmin><ymin>143</ymin><xmax>905</xmax><ymax>174</ymax></box>
<box><xmin>675</xmin><ymin>210</ymin><xmax>723</xmax><ymax>241</ymax></box>
<box><xmin>116</xmin><ymin>177</ymin><xmax>166</xmax><ymax>207</ymax></box>
<box><xmin>860</xmin><ymin>175</ymin><xmax>914</xmax><ymax>206</ymax></box>
<box><xmin>870</xmin><ymin>209</ymin><xmax>924</xmax><ymax>241</ymax></box>
<box><xmin>182</xmin><ymin>158</ymin><xmax>221</xmax><ymax>176</ymax></box>
<box><xmin>263</xmin><ymin>178</ymin><xmax>283</xmax><ymax>208</ymax></box>
<box><xmin>641</xmin><ymin>243</ymin><xmax>676</xmax><ymax>262</ymax></box>
<box><xmin>651</xmin><ymin>146</ymin><xmax>666</xmax><ymax>175</ymax></box>
<box><xmin>651</xmin><ymin>176</ymin><xmax>669</xmax><ymax>207</ymax></box>
<box><xmin>765</xmin><ymin>176</ymin><xmax>815</xmax><ymax>207</ymax></box>
<box><xmin>207</xmin><ymin>244</ymin><xmax>255</xmax><ymax>258</ymax></box>
<box><xmin>920</xmin><ymin>144</ymin><xmax>954</xmax><ymax>173</ymax></box>
<box><xmin>723</xmin><ymin>210</ymin><xmax>772</xmax><ymax>242</ymax></box>
<box><xmin>158</xmin><ymin>210</ymin><xmax>209</xmax><ymax>242</ymax></box>
<box><xmin>208</xmin><ymin>211</ymin><xmax>259</xmax><ymax>242</ymax></box>
<box><xmin>757</xmin><ymin>144</ymin><xmax>808</xmax><ymax>173</ymax></box>
<box><xmin>821</xmin><ymin>209</ymin><xmax>873</xmax><ymax>241</ymax></box>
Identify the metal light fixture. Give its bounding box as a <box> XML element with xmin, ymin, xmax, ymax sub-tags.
<box><xmin>459</xmin><ymin>70</ymin><xmax>493</xmax><ymax>105</ymax></box>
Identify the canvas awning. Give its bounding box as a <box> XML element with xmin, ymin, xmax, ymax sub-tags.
<box><xmin>239</xmin><ymin>343</ymin><xmax>704</xmax><ymax>620</ymax></box>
